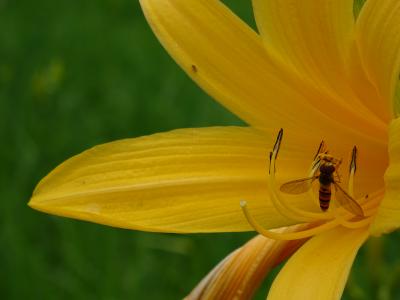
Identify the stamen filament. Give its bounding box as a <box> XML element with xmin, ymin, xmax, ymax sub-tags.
<box><xmin>240</xmin><ymin>130</ymin><xmax>376</xmax><ymax>241</ymax></box>
<box><xmin>264</xmin><ymin>130</ymin><xmax>313</xmax><ymax>222</ymax></box>
<box><xmin>267</xmin><ymin>171</ymin><xmax>315</xmax><ymax>222</ymax></box>
<box><xmin>242</xmin><ymin>200</ymin><xmax>373</xmax><ymax>240</ymax></box>
<box><xmin>240</xmin><ymin>201</ymin><xmax>339</xmax><ymax>241</ymax></box>
<box><xmin>338</xmin><ymin>216</ymin><xmax>373</xmax><ymax>229</ymax></box>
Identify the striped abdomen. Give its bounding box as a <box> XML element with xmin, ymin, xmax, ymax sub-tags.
<box><xmin>319</xmin><ymin>184</ymin><xmax>331</xmax><ymax>211</ymax></box>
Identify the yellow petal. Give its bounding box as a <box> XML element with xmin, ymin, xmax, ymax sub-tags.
<box><xmin>395</xmin><ymin>81</ymin><xmax>400</xmax><ymax>116</ymax></box>
<box><xmin>356</xmin><ymin>0</ymin><xmax>400</xmax><ymax>118</ymax></box>
<box><xmin>347</xmin><ymin>42</ymin><xmax>390</xmax><ymax>123</ymax></box>
<box><xmin>140</xmin><ymin>0</ymin><xmax>385</xmax><ymax>140</ymax></box>
<box><xmin>371</xmin><ymin>117</ymin><xmax>400</xmax><ymax>235</ymax></box>
<box><xmin>267</xmin><ymin>227</ymin><xmax>369</xmax><ymax>300</ymax></box>
<box><xmin>252</xmin><ymin>1</ymin><xmax>352</xmax><ymax>98</ymax></box>
<box><xmin>29</xmin><ymin>127</ymin><xmax>318</xmax><ymax>233</ymax></box>
<box><xmin>252</xmin><ymin>0</ymin><xmax>389</xmax><ymax>131</ymax></box>
<box><xmin>186</xmin><ymin>225</ymin><xmax>311</xmax><ymax>300</ymax></box>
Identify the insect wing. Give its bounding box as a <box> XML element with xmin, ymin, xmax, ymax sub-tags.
<box><xmin>334</xmin><ymin>183</ymin><xmax>364</xmax><ymax>217</ymax></box>
<box><xmin>280</xmin><ymin>177</ymin><xmax>317</xmax><ymax>194</ymax></box>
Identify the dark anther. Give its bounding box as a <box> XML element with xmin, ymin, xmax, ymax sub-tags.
<box><xmin>269</xmin><ymin>151</ymin><xmax>273</xmax><ymax>174</ymax></box>
<box><xmin>313</xmin><ymin>140</ymin><xmax>325</xmax><ymax>161</ymax></box>
<box><xmin>269</xmin><ymin>129</ymin><xmax>283</xmax><ymax>174</ymax></box>
<box><xmin>350</xmin><ymin>146</ymin><xmax>357</xmax><ymax>174</ymax></box>
<box><xmin>273</xmin><ymin>128</ymin><xmax>283</xmax><ymax>156</ymax></box>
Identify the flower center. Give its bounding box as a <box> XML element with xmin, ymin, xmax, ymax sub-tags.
<box><xmin>241</xmin><ymin>129</ymin><xmax>380</xmax><ymax>241</ymax></box>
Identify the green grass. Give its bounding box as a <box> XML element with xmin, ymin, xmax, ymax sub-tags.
<box><xmin>1</xmin><ymin>0</ymin><xmax>399</xmax><ymax>299</ymax></box>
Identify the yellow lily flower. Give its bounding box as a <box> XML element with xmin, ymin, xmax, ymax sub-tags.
<box><xmin>28</xmin><ymin>0</ymin><xmax>400</xmax><ymax>299</ymax></box>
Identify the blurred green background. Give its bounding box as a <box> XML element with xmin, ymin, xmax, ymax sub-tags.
<box><xmin>1</xmin><ymin>0</ymin><xmax>399</xmax><ymax>299</ymax></box>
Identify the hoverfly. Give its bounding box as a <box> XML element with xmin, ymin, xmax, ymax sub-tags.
<box><xmin>280</xmin><ymin>149</ymin><xmax>364</xmax><ymax>217</ymax></box>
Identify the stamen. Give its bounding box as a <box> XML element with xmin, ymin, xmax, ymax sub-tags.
<box><xmin>240</xmin><ymin>201</ymin><xmax>339</xmax><ymax>241</ymax></box>
<box><xmin>240</xmin><ymin>130</ymin><xmax>374</xmax><ymax>241</ymax></box>
<box><xmin>268</xmin><ymin>132</ymin><xmax>334</xmax><ymax>222</ymax></box>
<box><xmin>334</xmin><ymin>145</ymin><xmax>371</xmax><ymax>227</ymax></box>
<box><xmin>268</xmin><ymin>162</ymin><xmax>316</xmax><ymax>222</ymax></box>
<box><xmin>313</xmin><ymin>140</ymin><xmax>326</xmax><ymax>161</ymax></box>
<box><xmin>265</xmin><ymin>130</ymin><xmax>309</xmax><ymax>222</ymax></box>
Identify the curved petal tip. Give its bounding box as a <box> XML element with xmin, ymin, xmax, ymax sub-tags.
<box><xmin>371</xmin><ymin>118</ymin><xmax>400</xmax><ymax>236</ymax></box>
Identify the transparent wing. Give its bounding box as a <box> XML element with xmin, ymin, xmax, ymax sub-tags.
<box><xmin>280</xmin><ymin>177</ymin><xmax>317</xmax><ymax>194</ymax></box>
<box><xmin>334</xmin><ymin>183</ymin><xmax>364</xmax><ymax>217</ymax></box>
